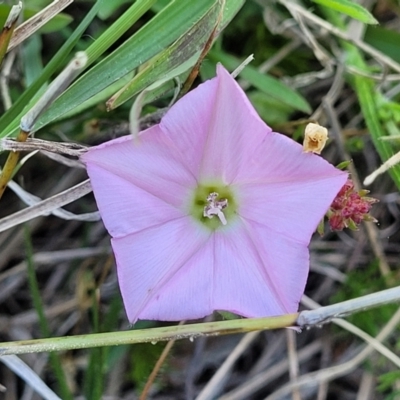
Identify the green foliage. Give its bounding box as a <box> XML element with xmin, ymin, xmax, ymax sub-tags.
<box><xmin>98</xmin><ymin>0</ymin><xmax>132</xmax><ymax>20</ymax></box>
<box><xmin>24</xmin><ymin>227</ymin><xmax>73</xmax><ymax>399</ymax></box>
<box><xmin>345</xmin><ymin>136</ymin><xmax>365</xmax><ymax>152</ymax></box>
<box><xmin>311</xmin><ymin>0</ymin><xmax>378</xmax><ymax>24</ymax></box>
<box><xmin>331</xmin><ymin>263</ymin><xmax>398</xmax><ymax>336</ymax></box>
<box><xmin>248</xmin><ymin>91</ymin><xmax>295</xmax><ymax>125</ymax></box>
<box><xmin>21</xmin><ymin>36</ymin><xmax>43</xmax><ymax>87</ymax></box>
<box><xmin>208</xmin><ymin>49</ymin><xmax>312</xmax><ymax>113</ymax></box>
<box><xmin>365</xmin><ymin>26</ymin><xmax>400</xmax><ymax>64</ymax></box>
<box><xmin>130</xmin><ymin>342</ymin><xmax>166</xmax><ymax>391</ymax></box>
<box><xmin>32</xmin><ymin>0</ymin><xmax>244</xmax><ymax>132</ymax></box>
<box><xmin>378</xmin><ymin>370</ymin><xmax>400</xmax><ymax>399</ymax></box>
<box><xmin>0</xmin><ymin>0</ymin><xmax>104</xmax><ymax>137</ymax></box>
<box><xmin>0</xmin><ymin>4</ymin><xmax>72</xmax><ymax>33</ymax></box>
<box><xmin>107</xmin><ymin>0</ymin><xmax>223</xmax><ymax>109</ymax></box>
<box><xmin>320</xmin><ymin>5</ymin><xmax>400</xmax><ymax>190</ymax></box>
<box><xmin>336</xmin><ymin>160</ymin><xmax>352</xmax><ymax>170</ymax></box>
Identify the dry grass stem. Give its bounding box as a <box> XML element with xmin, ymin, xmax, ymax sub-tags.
<box><xmin>265</xmin><ymin>307</ymin><xmax>400</xmax><ymax>399</ymax></box>
<box><xmin>8</xmin><ymin>0</ymin><xmax>74</xmax><ymax>52</ymax></box>
<box><xmin>0</xmin><ymin>179</ymin><xmax>93</xmax><ymax>232</ymax></box>
<box><xmin>279</xmin><ymin>0</ymin><xmax>400</xmax><ymax>74</ymax></box>
<box><xmin>196</xmin><ymin>331</ymin><xmax>260</xmax><ymax>400</ymax></box>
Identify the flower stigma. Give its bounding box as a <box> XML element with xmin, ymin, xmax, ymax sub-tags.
<box><xmin>190</xmin><ymin>183</ymin><xmax>237</xmax><ymax>230</ymax></box>
<box><xmin>203</xmin><ymin>192</ymin><xmax>228</xmax><ymax>225</ymax></box>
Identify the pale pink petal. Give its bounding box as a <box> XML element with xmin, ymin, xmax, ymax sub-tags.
<box><xmin>112</xmin><ymin>218</ymin><xmax>212</xmax><ymax>322</ymax></box>
<box><xmin>81</xmin><ymin>125</ymin><xmax>196</xmax><ymax>211</ymax></box>
<box><xmin>117</xmin><ymin>216</ymin><xmax>308</xmax><ymax>321</ymax></box>
<box><xmin>138</xmin><ymin>240</ymin><xmax>214</xmax><ymax>321</ymax></box>
<box><xmin>84</xmin><ymin>164</ymin><xmax>184</xmax><ymax>238</ymax></box>
<box><xmin>211</xmin><ymin>219</ymin><xmax>307</xmax><ymax>317</ymax></box>
<box><xmin>238</xmin><ymin>169</ymin><xmax>347</xmax><ymax>244</ymax></box>
<box><xmin>160</xmin><ymin>64</ymin><xmax>271</xmax><ymax>183</ymax></box>
<box><xmin>232</xmin><ymin>130</ymin><xmax>347</xmax><ymax>185</ymax></box>
<box><xmin>198</xmin><ymin>65</ymin><xmax>273</xmax><ymax>183</ymax></box>
<box><xmin>159</xmin><ymin>80</ymin><xmax>216</xmax><ymax>178</ymax></box>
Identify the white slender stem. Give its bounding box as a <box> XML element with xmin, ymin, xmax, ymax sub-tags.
<box><xmin>0</xmin><ymin>180</ymin><xmax>93</xmax><ymax>232</ymax></box>
<box><xmin>297</xmin><ymin>286</ymin><xmax>400</xmax><ymax>327</ymax></box>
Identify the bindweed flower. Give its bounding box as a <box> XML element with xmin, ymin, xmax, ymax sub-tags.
<box><xmin>82</xmin><ymin>65</ymin><xmax>347</xmax><ymax>323</ymax></box>
<box><xmin>328</xmin><ymin>178</ymin><xmax>378</xmax><ymax>231</ymax></box>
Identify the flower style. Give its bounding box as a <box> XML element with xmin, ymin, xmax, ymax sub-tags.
<box><xmin>82</xmin><ymin>65</ymin><xmax>347</xmax><ymax>323</ymax></box>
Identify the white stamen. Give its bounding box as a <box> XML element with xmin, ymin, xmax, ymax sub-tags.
<box><xmin>216</xmin><ymin>210</ymin><xmax>227</xmax><ymax>225</ymax></box>
<box><xmin>203</xmin><ymin>192</ymin><xmax>228</xmax><ymax>225</ymax></box>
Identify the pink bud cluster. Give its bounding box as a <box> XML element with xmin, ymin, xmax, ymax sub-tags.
<box><xmin>328</xmin><ymin>179</ymin><xmax>378</xmax><ymax>231</ymax></box>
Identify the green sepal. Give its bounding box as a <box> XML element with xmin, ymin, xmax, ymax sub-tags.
<box><xmin>336</xmin><ymin>160</ymin><xmax>352</xmax><ymax>170</ymax></box>
<box><xmin>317</xmin><ymin>218</ymin><xmax>325</xmax><ymax>236</ymax></box>
<box><xmin>347</xmin><ymin>218</ymin><xmax>359</xmax><ymax>231</ymax></box>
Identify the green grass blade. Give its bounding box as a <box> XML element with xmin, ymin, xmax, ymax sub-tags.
<box><xmin>311</xmin><ymin>0</ymin><xmax>378</xmax><ymax>24</ymax></box>
<box><xmin>24</xmin><ymin>226</ymin><xmax>73</xmax><ymax>400</ymax></box>
<box><xmin>364</xmin><ymin>26</ymin><xmax>400</xmax><ymax>64</ymax></box>
<box><xmin>34</xmin><ymin>0</ymin><xmax>217</xmax><ymax>131</ymax></box>
<box><xmin>209</xmin><ymin>50</ymin><xmax>312</xmax><ymax>113</ymax></box>
<box><xmin>0</xmin><ymin>0</ymin><xmax>105</xmax><ymax>137</ymax></box>
<box><xmin>322</xmin><ymin>7</ymin><xmax>400</xmax><ymax>189</ymax></box>
<box><xmin>107</xmin><ymin>1</ymin><xmax>222</xmax><ymax>109</ymax></box>
<box><xmin>84</xmin><ymin>0</ymin><xmax>156</xmax><ymax>64</ymax></box>
<box><xmin>353</xmin><ymin>74</ymin><xmax>400</xmax><ymax>188</ymax></box>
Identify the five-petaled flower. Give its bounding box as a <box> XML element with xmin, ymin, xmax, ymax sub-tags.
<box><xmin>82</xmin><ymin>65</ymin><xmax>347</xmax><ymax>323</ymax></box>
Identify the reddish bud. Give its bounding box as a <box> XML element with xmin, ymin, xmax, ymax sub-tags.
<box><xmin>328</xmin><ymin>179</ymin><xmax>378</xmax><ymax>231</ymax></box>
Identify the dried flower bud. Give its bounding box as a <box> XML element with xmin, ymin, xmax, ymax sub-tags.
<box><xmin>328</xmin><ymin>178</ymin><xmax>378</xmax><ymax>231</ymax></box>
<box><xmin>303</xmin><ymin>123</ymin><xmax>328</xmax><ymax>154</ymax></box>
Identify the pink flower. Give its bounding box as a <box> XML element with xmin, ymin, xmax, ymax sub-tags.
<box><xmin>82</xmin><ymin>65</ymin><xmax>347</xmax><ymax>323</ymax></box>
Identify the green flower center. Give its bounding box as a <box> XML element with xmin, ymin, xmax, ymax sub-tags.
<box><xmin>190</xmin><ymin>183</ymin><xmax>237</xmax><ymax>230</ymax></box>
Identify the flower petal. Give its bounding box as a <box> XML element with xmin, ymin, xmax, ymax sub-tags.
<box><xmin>211</xmin><ymin>219</ymin><xmax>307</xmax><ymax>316</ymax></box>
<box><xmin>236</xmin><ymin>133</ymin><xmax>348</xmax><ymax>243</ymax></box>
<box><xmin>159</xmin><ymin>76</ymin><xmax>217</xmax><ymax>178</ymax></box>
<box><xmin>81</xmin><ymin>125</ymin><xmax>196</xmax><ymax>212</ymax></box>
<box><xmin>160</xmin><ymin>64</ymin><xmax>271</xmax><ymax>183</ymax></box>
<box><xmin>232</xmin><ymin>130</ymin><xmax>347</xmax><ymax>185</ymax></box>
<box><xmin>199</xmin><ymin>65</ymin><xmax>273</xmax><ymax>183</ymax></box>
<box><xmin>138</xmin><ymin>239</ymin><xmax>215</xmax><ymax>321</ymax></box>
<box><xmin>112</xmin><ymin>217</ymin><xmax>212</xmax><ymax>322</ymax></box>
<box><xmin>238</xmin><ymin>178</ymin><xmax>347</xmax><ymax>244</ymax></box>
<box><xmin>84</xmin><ymin>164</ymin><xmax>184</xmax><ymax>238</ymax></box>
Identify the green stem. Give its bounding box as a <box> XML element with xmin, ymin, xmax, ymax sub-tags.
<box><xmin>0</xmin><ymin>314</ymin><xmax>298</xmax><ymax>356</ymax></box>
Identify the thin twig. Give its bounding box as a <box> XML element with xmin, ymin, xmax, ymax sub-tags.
<box><xmin>8</xmin><ymin>0</ymin><xmax>74</xmax><ymax>52</ymax></box>
<box><xmin>279</xmin><ymin>0</ymin><xmax>400</xmax><ymax>74</ymax></box>
<box><xmin>219</xmin><ymin>341</ymin><xmax>322</xmax><ymax>400</ymax></box>
<box><xmin>0</xmin><ymin>180</ymin><xmax>93</xmax><ymax>233</ymax></box>
<box><xmin>196</xmin><ymin>331</ymin><xmax>260</xmax><ymax>400</ymax></box>
<box><xmin>266</xmin><ymin>307</ymin><xmax>400</xmax><ymax>400</ymax></box>
<box><xmin>287</xmin><ymin>330</ymin><xmax>302</xmax><ymax>400</ymax></box>
<box><xmin>0</xmin><ymin>49</ymin><xmax>17</xmax><ymax>110</ymax></box>
<box><xmin>140</xmin><ymin>321</ymin><xmax>185</xmax><ymax>400</ymax></box>
<box><xmin>1</xmin><ymin>138</ymin><xmax>88</xmax><ymax>157</ymax></box>
<box><xmin>0</xmin><ymin>355</ymin><xmax>61</xmax><ymax>400</ymax></box>
<box><xmin>297</xmin><ymin>287</ymin><xmax>400</xmax><ymax>326</ymax></box>
<box><xmin>7</xmin><ymin>179</ymin><xmax>100</xmax><ymax>222</ymax></box>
